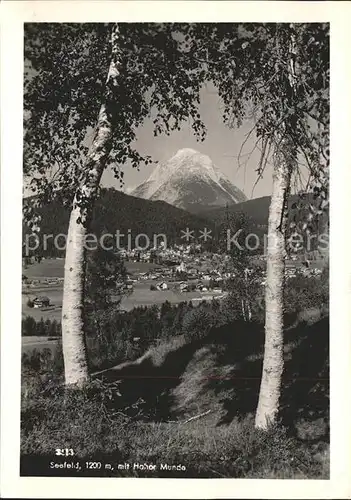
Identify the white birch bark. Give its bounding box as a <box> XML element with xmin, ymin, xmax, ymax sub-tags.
<box><xmin>247</xmin><ymin>300</ymin><xmax>252</xmax><ymax>322</ymax></box>
<box><xmin>61</xmin><ymin>25</ymin><xmax>121</xmax><ymax>386</ymax></box>
<box><xmin>241</xmin><ymin>299</ymin><xmax>247</xmax><ymax>322</ymax></box>
<box><xmin>255</xmin><ymin>25</ymin><xmax>297</xmax><ymax>429</ymax></box>
<box><xmin>255</xmin><ymin>141</ymin><xmax>293</xmax><ymax>428</ymax></box>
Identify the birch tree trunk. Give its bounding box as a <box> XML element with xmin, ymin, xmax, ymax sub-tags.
<box><xmin>61</xmin><ymin>26</ymin><xmax>121</xmax><ymax>386</ymax></box>
<box><xmin>255</xmin><ymin>24</ymin><xmax>298</xmax><ymax>429</ymax></box>
<box><xmin>255</xmin><ymin>140</ymin><xmax>293</xmax><ymax>428</ymax></box>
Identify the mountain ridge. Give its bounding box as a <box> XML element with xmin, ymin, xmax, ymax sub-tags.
<box><xmin>131</xmin><ymin>148</ymin><xmax>247</xmax><ymax>213</ymax></box>
<box><xmin>23</xmin><ymin>186</ymin><xmax>328</xmax><ymax>259</ymax></box>
<box><xmin>23</xmin><ymin>188</ymin><xmax>216</xmax><ymax>257</ymax></box>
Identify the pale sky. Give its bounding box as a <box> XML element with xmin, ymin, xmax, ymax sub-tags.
<box><xmin>101</xmin><ymin>84</ymin><xmax>275</xmax><ymax>200</ymax></box>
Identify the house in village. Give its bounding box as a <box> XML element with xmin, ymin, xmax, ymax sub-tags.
<box><xmin>176</xmin><ymin>261</ymin><xmax>187</xmax><ymax>274</ymax></box>
<box><xmin>179</xmin><ymin>282</ymin><xmax>189</xmax><ymax>293</ymax></box>
<box><xmin>156</xmin><ymin>281</ymin><xmax>168</xmax><ymax>291</ymax></box>
<box><xmin>33</xmin><ymin>296</ymin><xmax>50</xmax><ymax>308</ymax></box>
<box><xmin>125</xmin><ymin>280</ymin><xmax>134</xmax><ymax>291</ymax></box>
<box><xmin>196</xmin><ymin>283</ymin><xmax>208</xmax><ymax>292</ymax></box>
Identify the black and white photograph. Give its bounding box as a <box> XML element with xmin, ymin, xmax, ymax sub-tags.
<box><xmin>1</xmin><ymin>1</ymin><xmax>351</xmax><ymax>498</ymax></box>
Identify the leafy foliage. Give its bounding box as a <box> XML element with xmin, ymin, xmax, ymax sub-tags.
<box><xmin>85</xmin><ymin>246</ymin><xmax>128</xmax><ymax>312</ymax></box>
<box><xmin>195</xmin><ymin>24</ymin><xmax>329</xmax><ymax>168</ymax></box>
<box><xmin>23</xmin><ymin>23</ymin><xmax>210</xmax><ymax>226</ymax></box>
<box><xmin>182</xmin><ymin>23</ymin><xmax>329</xmax><ymax>231</ymax></box>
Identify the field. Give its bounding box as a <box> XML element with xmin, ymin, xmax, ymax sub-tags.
<box><xmin>121</xmin><ymin>284</ymin><xmax>224</xmax><ymax>310</ymax></box>
<box><xmin>23</xmin><ymin>258</ymin><xmax>166</xmax><ymax>279</ymax></box>
<box><xmin>22</xmin><ymin>336</ymin><xmax>61</xmax><ymax>356</ymax></box>
<box><xmin>22</xmin><ymin>283</ymin><xmax>224</xmax><ymax>326</ymax></box>
<box><xmin>21</xmin><ymin>258</ymin><xmax>323</xmax><ymax>328</ymax></box>
<box><xmin>23</xmin><ymin>256</ymin><xmax>325</xmax><ymax>281</ymax></box>
<box><xmin>22</xmin><ymin>259</ymin><xmax>225</xmax><ymax>322</ymax></box>
<box><xmin>23</xmin><ymin>258</ymin><xmax>65</xmax><ymax>278</ymax></box>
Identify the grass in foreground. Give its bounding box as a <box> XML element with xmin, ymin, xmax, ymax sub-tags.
<box><xmin>21</xmin><ymin>376</ymin><xmax>329</xmax><ymax>479</ymax></box>
<box><xmin>20</xmin><ymin>300</ymin><xmax>329</xmax><ymax>479</ymax></box>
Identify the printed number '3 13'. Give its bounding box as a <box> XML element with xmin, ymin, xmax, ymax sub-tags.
<box><xmin>55</xmin><ymin>448</ymin><xmax>75</xmax><ymax>456</ymax></box>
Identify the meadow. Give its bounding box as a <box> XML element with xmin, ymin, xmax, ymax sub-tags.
<box><xmin>23</xmin><ymin>258</ymin><xmax>166</xmax><ymax>279</ymax></box>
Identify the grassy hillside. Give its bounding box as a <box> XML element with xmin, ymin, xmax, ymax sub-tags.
<box><xmin>21</xmin><ymin>315</ymin><xmax>329</xmax><ymax>478</ymax></box>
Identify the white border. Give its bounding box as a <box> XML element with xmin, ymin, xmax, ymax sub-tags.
<box><xmin>1</xmin><ymin>2</ymin><xmax>351</xmax><ymax>498</ymax></box>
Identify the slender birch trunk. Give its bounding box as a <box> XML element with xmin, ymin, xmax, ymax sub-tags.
<box><xmin>255</xmin><ymin>24</ymin><xmax>298</xmax><ymax>429</ymax></box>
<box><xmin>61</xmin><ymin>26</ymin><xmax>121</xmax><ymax>386</ymax></box>
<box><xmin>255</xmin><ymin>140</ymin><xmax>293</xmax><ymax>428</ymax></box>
<box><xmin>241</xmin><ymin>299</ymin><xmax>247</xmax><ymax>321</ymax></box>
<box><xmin>247</xmin><ymin>300</ymin><xmax>252</xmax><ymax>322</ymax></box>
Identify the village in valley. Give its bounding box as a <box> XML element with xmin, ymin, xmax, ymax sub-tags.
<box><xmin>22</xmin><ymin>239</ymin><xmax>324</xmax><ymax>321</ymax></box>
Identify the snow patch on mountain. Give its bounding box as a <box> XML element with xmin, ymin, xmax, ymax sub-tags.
<box><xmin>131</xmin><ymin>148</ymin><xmax>247</xmax><ymax>212</ymax></box>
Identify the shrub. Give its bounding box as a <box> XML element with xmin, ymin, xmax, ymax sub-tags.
<box><xmin>284</xmin><ymin>275</ymin><xmax>328</xmax><ymax>315</ymax></box>
<box><xmin>22</xmin><ymin>316</ymin><xmax>37</xmax><ymax>336</ymax></box>
<box><xmin>22</xmin><ymin>346</ymin><xmax>63</xmax><ymax>379</ymax></box>
<box><xmin>21</xmin><ymin>379</ymin><xmax>133</xmax><ymax>460</ymax></box>
<box><xmin>182</xmin><ymin>305</ymin><xmax>217</xmax><ymax>341</ymax></box>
